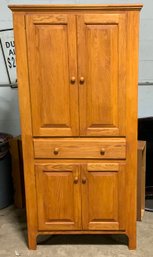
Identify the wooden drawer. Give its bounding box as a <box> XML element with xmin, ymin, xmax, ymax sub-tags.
<box><xmin>33</xmin><ymin>138</ymin><xmax>126</xmax><ymax>159</ymax></box>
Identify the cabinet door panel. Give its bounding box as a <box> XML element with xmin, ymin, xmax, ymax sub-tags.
<box><xmin>81</xmin><ymin>163</ymin><xmax>125</xmax><ymax>230</ymax></box>
<box><xmin>26</xmin><ymin>15</ymin><xmax>79</xmax><ymax>136</ymax></box>
<box><xmin>77</xmin><ymin>14</ymin><xmax>126</xmax><ymax>136</ymax></box>
<box><xmin>35</xmin><ymin>163</ymin><xmax>81</xmax><ymax>230</ymax></box>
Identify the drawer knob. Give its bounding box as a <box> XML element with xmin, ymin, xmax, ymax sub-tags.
<box><xmin>53</xmin><ymin>148</ymin><xmax>59</xmax><ymax>155</ymax></box>
<box><xmin>74</xmin><ymin>176</ymin><xmax>79</xmax><ymax>184</ymax></box>
<box><xmin>100</xmin><ymin>148</ymin><xmax>105</xmax><ymax>155</ymax></box>
<box><xmin>82</xmin><ymin>177</ymin><xmax>87</xmax><ymax>184</ymax></box>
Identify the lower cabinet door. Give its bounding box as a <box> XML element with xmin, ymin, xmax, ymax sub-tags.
<box><xmin>81</xmin><ymin>163</ymin><xmax>126</xmax><ymax>230</ymax></box>
<box><xmin>35</xmin><ymin>163</ymin><xmax>81</xmax><ymax>230</ymax></box>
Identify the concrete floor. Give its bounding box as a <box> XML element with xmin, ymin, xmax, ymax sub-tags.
<box><xmin>0</xmin><ymin>206</ymin><xmax>153</xmax><ymax>257</ymax></box>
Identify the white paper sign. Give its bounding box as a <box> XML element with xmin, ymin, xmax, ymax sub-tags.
<box><xmin>0</xmin><ymin>29</ymin><xmax>17</xmax><ymax>84</ymax></box>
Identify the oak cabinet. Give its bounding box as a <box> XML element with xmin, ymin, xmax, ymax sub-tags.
<box><xmin>35</xmin><ymin>162</ymin><xmax>125</xmax><ymax>231</ymax></box>
<box><xmin>10</xmin><ymin>4</ymin><xmax>142</xmax><ymax>250</ymax></box>
<box><xmin>25</xmin><ymin>12</ymin><xmax>126</xmax><ymax>137</ymax></box>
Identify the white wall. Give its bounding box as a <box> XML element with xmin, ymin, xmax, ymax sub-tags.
<box><xmin>0</xmin><ymin>0</ymin><xmax>153</xmax><ymax>135</ymax></box>
<box><xmin>0</xmin><ymin>0</ymin><xmax>19</xmax><ymax>135</ymax></box>
<box><xmin>138</xmin><ymin>0</ymin><xmax>153</xmax><ymax>117</ymax></box>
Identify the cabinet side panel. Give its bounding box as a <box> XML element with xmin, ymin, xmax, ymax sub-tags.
<box><xmin>13</xmin><ymin>12</ymin><xmax>37</xmax><ymax>249</ymax></box>
<box><xmin>126</xmin><ymin>11</ymin><xmax>140</xmax><ymax>249</ymax></box>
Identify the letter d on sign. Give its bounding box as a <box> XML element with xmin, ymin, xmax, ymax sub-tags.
<box><xmin>5</xmin><ymin>42</ymin><xmax>10</xmax><ymax>48</ymax></box>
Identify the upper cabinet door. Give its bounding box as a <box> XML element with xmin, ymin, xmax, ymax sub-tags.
<box><xmin>26</xmin><ymin>14</ymin><xmax>79</xmax><ymax>136</ymax></box>
<box><xmin>77</xmin><ymin>14</ymin><xmax>126</xmax><ymax>136</ymax></box>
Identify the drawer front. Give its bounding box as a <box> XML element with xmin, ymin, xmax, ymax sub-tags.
<box><xmin>33</xmin><ymin>138</ymin><xmax>126</xmax><ymax>159</ymax></box>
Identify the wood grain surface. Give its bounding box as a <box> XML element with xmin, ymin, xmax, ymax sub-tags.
<box><xmin>10</xmin><ymin>4</ymin><xmax>142</xmax><ymax>250</ymax></box>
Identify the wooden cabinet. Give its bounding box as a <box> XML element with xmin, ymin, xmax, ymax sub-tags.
<box><xmin>24</xmin><ymin>12</ymin><xmax>126</xmax><ymax>137</ymax></box>
<box><xmin>10</xmin><ymin>4</ymin><xmax>142</xmax><ymax>250</ymax></box>
<box><xmin>35</xmin><ymin>162</ymin><xmax>125</xmax><ymax>232</ymax></box>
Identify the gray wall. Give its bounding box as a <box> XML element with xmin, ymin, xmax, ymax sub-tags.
<box><xmin>0</xmin><ymin>0</ymin><xmax>153</xmax><ymax>135</ymax></box>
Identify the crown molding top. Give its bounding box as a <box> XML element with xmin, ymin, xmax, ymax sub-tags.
<box><xmin>9</xmin><ymin>4</ymin><xmax>143</xmax><ymax>12</ymax></box>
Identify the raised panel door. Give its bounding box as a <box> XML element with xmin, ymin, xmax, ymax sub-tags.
<box><xmin>77</xmin><ymin>14</ymin><xmax>126</xmax><ymax>136</ymax></box>
<box><xmin>35</xmin><ymin>163</ymin><xmax>81</xmax><ymax>230</ymax></box>
<box><xmin>26</xmin><ymin>14</ymin><xmax>79</xmax><ymax>136</ymax></box>
<box><xmin>81</xmin><ymin>163</ymin><xmax>125</xmax><ymax>230</ymax></box>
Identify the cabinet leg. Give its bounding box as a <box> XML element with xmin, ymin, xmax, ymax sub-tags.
<box><xmin>128</xmin><ymin>233</ymin><xmax>136</xmax><ymax>250</ymax></box>
<box><xmin>28</xmin><ymin>233</ymin><xmax>37</xmax><ymax>250</ymax></box>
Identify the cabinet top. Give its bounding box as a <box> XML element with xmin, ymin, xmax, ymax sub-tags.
<box><xmin>9</xmin><ymin>4</ymin><xmax>143</xmax><ymax>12</ymax></box>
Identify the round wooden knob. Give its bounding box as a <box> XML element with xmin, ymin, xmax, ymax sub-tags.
<box><xmin>71</xmin><ymin>76</ymin><xmax>76</xmax><ymax>83</ymax></box>
<box><xmin>53</xmin><ymin>148</ymin><xmax>59</xmax><ymax>155</ymax></box>
<box><xmin>80</xmin><ymin>77</ymin><xmax>85</xmax><ymax>84</ymax></box>
<box><xmin>100</xmin><ymin>148</ymin><xmax>105</xmax><ymax>155</ymax></box>
<box><xmin>82</xmin><ymin>177</ymin><xmax>87</xmax><ymax>184</ymax></box>
<box><xmin>74</xmin><ymin>176</ymin><xmax>79</xmax><ymax>184</ymax></box>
